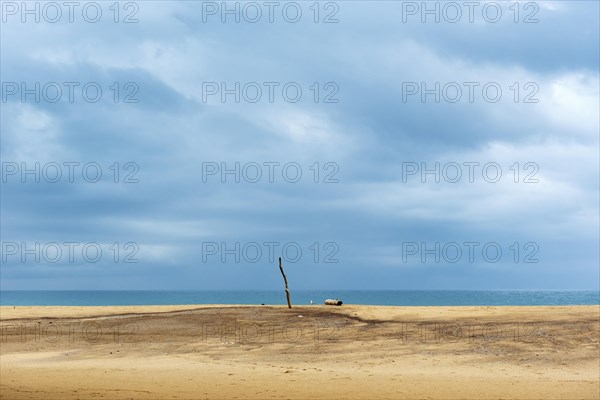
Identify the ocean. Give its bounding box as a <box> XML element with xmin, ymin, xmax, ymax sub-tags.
<box><xmin>1</xmin><ymin>290</ymin><xmax>598</xmax><ymax>306</ymax></box>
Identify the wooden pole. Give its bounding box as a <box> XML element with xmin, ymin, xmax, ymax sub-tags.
<box><xmin>278</xmin><ymin>257</ymin><xmax>292</xmax><ymax>309</ymax></box>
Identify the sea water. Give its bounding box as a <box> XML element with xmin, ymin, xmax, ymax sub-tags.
<box><xmin>1</xmin><ymin>290</ymin><xmax>598</xmax><ymax>306</ymax></box>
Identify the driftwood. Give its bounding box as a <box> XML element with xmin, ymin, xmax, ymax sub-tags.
<box><xmin>278</xmin><ymin>257</ymin><xmax>292</xmax><ymax>309</ymax></box>
<box><xmin>324</xmin><ymin>299</ymin><xmax>343</xmax><ymax>306</ymax></box>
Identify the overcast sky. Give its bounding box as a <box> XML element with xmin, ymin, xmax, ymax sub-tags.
<box><xmin>1</xmin><ymin>1</ymin><xmax>598</xmax><ymax>290</ymax></box>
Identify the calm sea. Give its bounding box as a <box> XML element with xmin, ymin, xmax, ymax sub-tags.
<box><xmin>1</xmin><ymin>290</ymin><xmax>598</xmax><ymax>306</ymax></box>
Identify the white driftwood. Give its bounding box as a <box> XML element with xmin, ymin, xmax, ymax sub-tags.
<box><xmin>324</xmin><ymin>299</ymin><xmax>343</xmax><ymax>306</ymax></box>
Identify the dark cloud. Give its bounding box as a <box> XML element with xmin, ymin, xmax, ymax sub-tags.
<box><xmin>1</xmin><ymin>1</ymin><xmax>598</xmax><ymax>290</ymax></box>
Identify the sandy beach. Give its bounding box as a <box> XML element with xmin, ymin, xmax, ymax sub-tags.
<box><xmin>1</xmin><ymin>305</ymin><xmax>598</xmax><ymax>399</ymax></box>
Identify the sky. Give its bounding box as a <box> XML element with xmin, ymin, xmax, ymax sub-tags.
<box><xmin>1</xmin><ymin>0</ymin><xmax>598</xmax><ymax>290</ymax></box>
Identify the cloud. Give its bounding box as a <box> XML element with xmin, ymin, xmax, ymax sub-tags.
<box><xmin>1</xmin><ymin>1</ymin><xmax>598</xmax><ymax>290</ymax></box>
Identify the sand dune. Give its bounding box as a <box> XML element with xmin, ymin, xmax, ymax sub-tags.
<box><xmin>1</xmin><ymin>305</ymin><xmax>598</xmax><ymax>399</ymax></box>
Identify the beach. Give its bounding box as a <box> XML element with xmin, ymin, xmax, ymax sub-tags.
<box><xmin>1</xmin><ymin>305</ymin><xmax>598</xmax><ymax>399</ymax></box>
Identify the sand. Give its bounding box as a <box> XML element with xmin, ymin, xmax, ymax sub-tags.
<box><xmin>1</xmin><ymin>305</ymin><xmax>598</xmax><ymax>399</ymax></box>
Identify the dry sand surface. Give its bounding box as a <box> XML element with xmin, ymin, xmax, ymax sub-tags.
<box><xmin>1</xmin><ymin>305</ymin><xmax>598</xmax><ymax>399</ymax></box>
